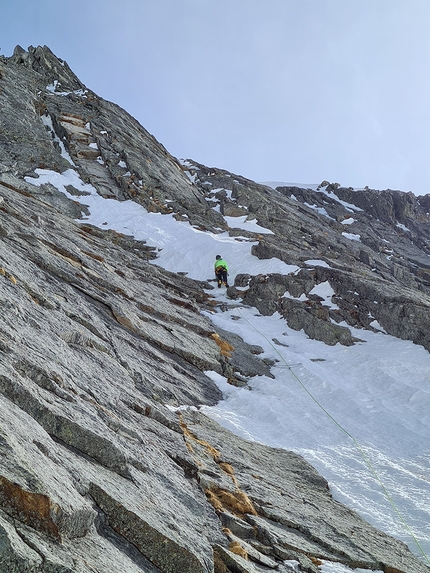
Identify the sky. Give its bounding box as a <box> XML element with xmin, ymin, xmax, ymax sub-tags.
<box><xmin>24</xmin><ymin>145</ymin><xmax>430</xmax><ymax>568</ymax></box>
<box><xmin>2</xmin><ymin>1</ymin><xmax>430</xmax><ymax>193</ymax></box>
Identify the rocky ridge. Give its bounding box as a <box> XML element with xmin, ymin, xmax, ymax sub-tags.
<box><xmin>0</xmin><ymin>45</ymin><xmax>428</xmax><ymax>573</ymax></box>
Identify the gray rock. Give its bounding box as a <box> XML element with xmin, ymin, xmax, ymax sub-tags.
<box><xmin>182</xmin><ymin>410</ymin><xmax>429</xmax><ymax>573</ymax></box>
<box><xmin>0</xmin><ymin>45</ymin><xmax>428</xmax><ymax>573</ymax></box>
<box><xmin>0</xmin><ymin>512</ymin><xmax>44</xmax><ymax>572</ymax></box>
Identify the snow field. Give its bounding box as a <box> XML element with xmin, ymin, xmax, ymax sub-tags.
<box><xmin>25</xmin><ymin>166</ymin><xmax>430</xmax><ymax>566</ymax></box>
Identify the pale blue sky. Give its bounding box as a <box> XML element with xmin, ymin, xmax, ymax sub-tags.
<box><xmin>2</xmin><ymin>0</ymin><xmax>430</xmax><ymax>194</ymax></box>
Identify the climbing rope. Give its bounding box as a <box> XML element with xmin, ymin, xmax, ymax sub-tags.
<box><xmin>237</xmin><ymin>308</ymin><xmax>430</xmax><ymax>566</ymax></box>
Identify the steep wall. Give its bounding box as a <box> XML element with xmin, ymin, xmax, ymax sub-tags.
<box><xmin>0</xmin><ymin>46</ymin><xmax>428</xmax><ymax>573</ymax></box>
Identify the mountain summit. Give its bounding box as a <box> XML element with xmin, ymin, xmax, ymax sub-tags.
<box><xmin>0</xmin><ymin>45</ymin><xmax>429</xmax><ymax>573</ymax></box>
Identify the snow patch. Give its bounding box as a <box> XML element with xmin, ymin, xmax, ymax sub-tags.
<box><xmin>224</xmin><ymin>215</ymin><xmax>274</xmax><ymax>234</ymax></box>
<box><xmin>342</xmin><ymin>232</ymin><xmax>361</xmax><ymax>242</ymax></box>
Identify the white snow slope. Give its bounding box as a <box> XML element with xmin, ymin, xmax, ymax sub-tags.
<box><xmin>25</xmin><ymin>166</ymin><xmax>430</xmax><ymax>572</ymax></box>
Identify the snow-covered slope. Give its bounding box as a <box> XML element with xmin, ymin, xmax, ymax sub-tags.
<box><xmin>25</xmin><ymin>165</ymin><xmax>430</xmax><ymax>570</ymax></box>
<box><xmin>4</xmin><ymin>45</ymin><xmax>429</xmax><ymax>572</ymax></box>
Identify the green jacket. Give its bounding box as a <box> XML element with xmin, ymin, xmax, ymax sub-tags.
<box><xmin>214</xmin><ymin>258</ymin><xmax>228</xmax><ymax>272</ymax></box>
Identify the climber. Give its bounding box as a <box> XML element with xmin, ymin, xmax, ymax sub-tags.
<box><xmin>214</xmin><ymin>255</ymin><xmax>229</xmax><ymax>288</ymax></box>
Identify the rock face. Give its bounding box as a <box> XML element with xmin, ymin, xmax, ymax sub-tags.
<box><xmin>0</xmin><ymin>45</ymin><xmax>429</xmax><ymax>573</ymax></box>
<box><xmin>185</xmin><ymin>163</ymin><xmax>430</xmax><ymax>350</ymax></box>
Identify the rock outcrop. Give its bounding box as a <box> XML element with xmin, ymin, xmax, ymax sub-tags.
<box><xmin>0</xmin><ymin>45</ymin><xmax>428</xmax><ymax>573</ymax></box>
<box><xmin>186</xmin><ymin>162</ymin><xmax>430</xmax><ymax>350</ymax></box>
